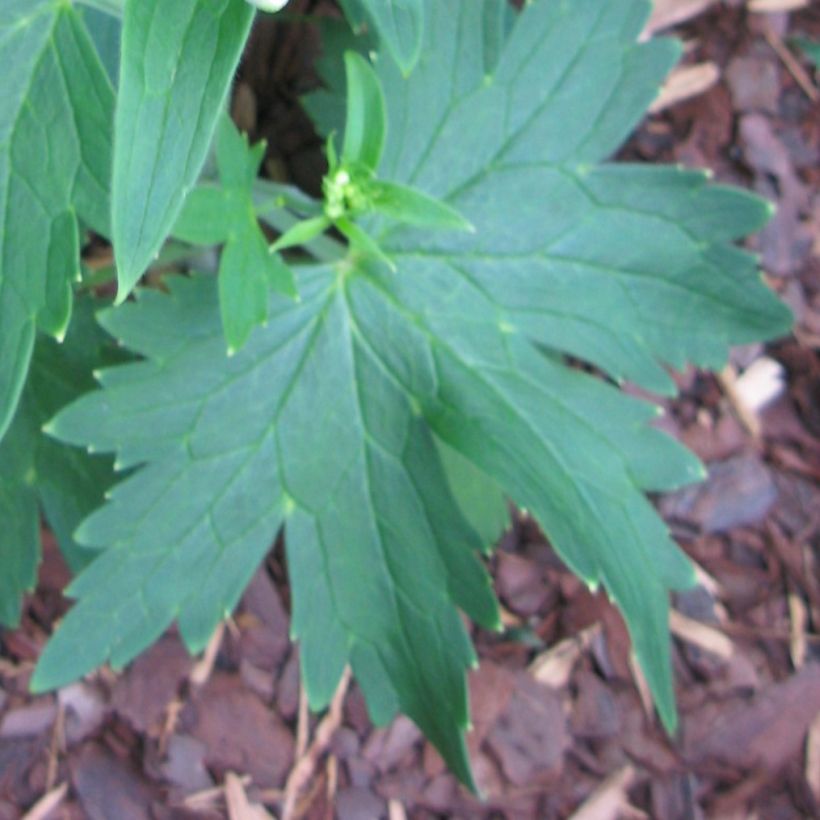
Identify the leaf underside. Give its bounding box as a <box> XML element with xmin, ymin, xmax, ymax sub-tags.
<box><xmin>34</xmin><ymin>0</ymin><xmax>790</xmax><ymax>789</ymax></box>
<box><xmin>0</xmin><ymin>0</ymin><xmax>113</xmax><ymax>440</ymax></box>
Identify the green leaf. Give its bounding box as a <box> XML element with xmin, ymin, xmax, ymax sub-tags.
<box><xmin>270</xmin><ymin>216</ymin><xmax>332</xmax><ymax>253</ymax></box>
<box><xmin>81</xmin><ymin>6</ymin><xmax>121</xmax><ymax>84</ymax></box>
<box><xmin>172</xmin><ymin>185</ymin><xmax>233</xmax><ymax>246</ymax></box>
<box><xmin>34</xmin><ymin>0</ymin><xmax>790</xmax><ymax>789</ymax></box>
<box><xmin>342</xmin><ymin>51</ymin><xmax>387</xmax><ymax>171</ymax></box>
<box><xmin>36</xmin><ymin>273</ymin><xmax>497</xmax><ymax>789</ymax></box>
<box><xmin>111</xmin><ymin>0</ymin><xmax>255</xmax><ymax>302</ymax></box>
<box><xmin>173</xmin><ymin>115</ymin><xmax>296</xmax><ymax>353</ymax></box>
<box><xmin>367</xmin><ymin>180</ymin><xmax>473</xmax><ymax>232</ymax></box>
<box><xmin>0</xmin><ymin>408</ymin><xmax>39</xmax><ymax>626</ymax></box>
<box><xmin>0</xmin><ymin>296</ymin><xmax>116</xmax><ymax>625</ymax></box>
<box><xmin>341</xmin><ymin>0</ymin><xmax>425</xmax><ymax>75</ymax></box>
<box><xmin>301</xmin><ymin>17</ymin><xmax>377</xmax><ymax>141</ymax></box>
<box><xmin>790</xmin><ymin>36</ymin><xmax>820</xmax><ymax>69</ymax></box>
<box><xmin>435</xmin><ymin>437</ymin><xmax>508</xmax><ymax>553</ymax></box>
<box><xmin>0</xmin><ymin>1</ymin><xmax>114</xmax><ymax>440</ymax></box>
<box><xmin>336</xmin><ymin>217</ymin><xmax>396</xmax><ymax>271</ymax></box>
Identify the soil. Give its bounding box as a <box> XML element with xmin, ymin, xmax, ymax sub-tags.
<box><xmin>1</xmin><ymin>2</ymin><xmax>819</xmax><ymax>818</ymax></box>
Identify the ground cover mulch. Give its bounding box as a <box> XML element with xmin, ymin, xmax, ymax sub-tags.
<box><xmin>1</xmin><ymin>1</ymin><xmax>819</xmax><ymax>817</ymax></box>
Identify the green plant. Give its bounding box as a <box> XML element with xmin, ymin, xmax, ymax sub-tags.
<box><xmin>0</xmin><ymin>0</ymin><xmax>790</xmax><ymax>789</ymax></box>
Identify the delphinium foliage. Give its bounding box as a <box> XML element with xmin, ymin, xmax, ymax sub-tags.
<box><xmin>0</xmin><ymin>0</ymin><xmax>790</xmax><ymax>788</ymax></box>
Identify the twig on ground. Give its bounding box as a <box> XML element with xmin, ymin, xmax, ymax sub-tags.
<box><xmin>760</xmin><ymin>19</ymin><xmax>819</xmax><ymax>102</ymax></box>
<box><xmin>294</xmin><ymin>684</ymin><xmax>309</xmax><ymax>762</ymax></box>
<box><xmin>568</xmin><ymin>764</ymin><xmax>639</xmax><ymax>820</ymax></box>
<box><xmin>45</xmin><ymin>701</ymin><xmax>64</xmax><ymax>791</ymax></box>
<box><xmin>281</xmin><ymin>667</ymin><xmax>352</xmax><ymax>820</ymax></box>
<box><xmin>183</xmin><ymin>774</ymin><xmax>253</xmax><ymax>811</ymax></box>
<box><xmin>388</xmin><ymin>798</ymin><xmax>408</xmax><ymax>820</ymax></box>
<box><xmin>225</xmin><ymin>771</ymin><xmax>275</xmax><ymax>820</ymax></box>
<box><xmin>21</xmin><ymin>783</ymin><xmax>69</xmax><ymax>820</ymax></box>
<box><xmin>718</xmin><ymin>365</ymin><xmax>763</xmax><ymax>441</ymax></box>
<box><xmin>190</xmin><ymin>622</ymin><xmax>225</xmax><ymax>687</ymax></box>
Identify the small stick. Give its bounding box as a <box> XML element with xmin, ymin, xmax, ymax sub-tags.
<box><xmin>21</xmin><ymin>783</ymin><xmax>68</xmax><ymax>820</ymax></box>
<box><xmin>190</xmin><ymin>622</ymin><xmax>225</xmax><ymax>687</ymax></box>
<box><xmin>761</xmin><ymin>21</ymin><xmax>818</xmax><ymax>102</ymax></box>
<box><xmin>294</xmin><ymin>685</ymin><xmax>310</xmax><ymax>762</ymax></box>
<box><xmin>281</xmin><ymin>667</ymin><xmax>351</xmax><ymax>820</ymax></box>
<box><xmin>45</xmin><ymin>702</ymin><xmax>65</xmax><ymax>790</ymax></box>
<box><xmin>717</xmin><ymin>365</ymin><xmax>762</xmax><ymax>441</ymax></box>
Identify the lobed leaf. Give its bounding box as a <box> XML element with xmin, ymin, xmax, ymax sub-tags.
<box><xmin>111</xmin><ymin>0</ymin><xmax>254</xmax><ymax>301</ymax></box>
<box><xmin>0</xmin><ymin>0</ymin><xmax>113</xmax><ymax>439</ymax></box>
<box><xmin>173</xmin><ymin>115</ymin><xmax>296</xmax><ymax>353</ymax></box>
<box><xmin>34</xmin><ymin>0</ymin><xmax>790</xmax><ymax>788</ymax></box>
<box><xmin>0</xmin><ymin>297</ymin><xmax>115</xmax><ymax>625</ymax></box>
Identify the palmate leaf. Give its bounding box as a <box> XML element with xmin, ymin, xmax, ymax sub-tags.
<box><xmin>112</xmin><ymin>0</ymin><xmax>254</xmax><ymax>301</ymax></box>
<box><xmin>0</xmin><ymin>0</ymin><xmax>113</xmax><ymax>440</ymax></box>
<box><xmin>0</xmin><ymin>297</ymin><xmax>115</xmax><ymax>626</ymax></box>
<box><xmin>33</xmin><ymin>0</ymin><xmax>790</xmax><ymax>788</ymax></box>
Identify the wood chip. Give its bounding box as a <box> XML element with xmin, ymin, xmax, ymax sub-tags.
<box><xmin>748</xmin><ymin>0</ymin><xmax>809</xmax><ymax>12</ymax></box>
<box><xmin>529</xmin><ymin>625</ymin><xmax>599</xmax><ymax>689</ymax></box>
<box><xmin>281</xmin><ymin>667</ymin><xmax>351</xmax><ymax>820</ymax></box>
<box><xmin>733</xmin><ymin>357</ymin><xmax>786</xmax><ymax>416</ymax></box>
<box><xmin>761</xmin><ymin>19</ymin><xmax>819</xmax><ymax>102</ymax></box>
<box><xmin>807</xmin><ymin>712</ymin><xmax>820</xmax><ymax>805</ymax></box>
<box><xmin>21</xmin><ymin>783</ymin><xmax>68</xmax><ymax>820</ymax></box>
<box><xmin>569</xmin><ymin>764</ymin><xmax>638</xmax><ymax>820</ymax></box>
<box><xmin>788</xmin><ymin>592</ymin><xmax>808</xmax><ymax>669</ymax></box>
<box><xmin>628</xmin><ymin>655</ymin><xmax>655</xmax><ymax>725</ymax></box>
<box><xmin>645</xmin><ymin>0</ymin><xmax>718</xmax><ymax>36</ymax></box>
<box><xmin>190</xmin><ymin>622</ymin><xmax>225</xmax><ymax>687</ymax></box>
<box><xmin>225</xmin><ymin>771</ymin><xmax>275</xmax><ymax>820</ymax></box>
<box><xmin>184</xmin><ymin>775</ymin><xmax>253</xmax><ymax>812</ymax></box>
<box><xmin>388</xmin><ymin>799</ymin><xmax>408</xmax><ymax>820</ymax></box>
<box><xmin>687</xmin><ymin>664</ymin><xmax>820</xmax><ymax>771</ymax></box>
<box><xmin>650</xmin><ymin>62</ymin><xmax>720</xmax><ymax>113</ymax></box>
<box><xmin>670</xmin><ymin>610</ymin><xmax>734</xmax><ymax>660</ymax></box>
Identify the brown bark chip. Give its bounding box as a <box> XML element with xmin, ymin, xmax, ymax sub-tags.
<box><xmin>185</xmin><ymin>672</ymin><xmax>294</xmax><ymax>789</ymax></box>
<box><xmin>685</xmin><ymin>663</ymin><xmax>820</xmax><ymax>772</ymax></box>
<box><xmin>486</xmin><ymin>672</ymin><xmax>569</xmax><ymax>787</ymax></box>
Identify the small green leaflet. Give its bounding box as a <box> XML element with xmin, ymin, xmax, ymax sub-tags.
<box><xmin>0</xmin><ymin>297</ymin><xmax>115</xmax><ymax>626</ymax></box>
<box><xmin>34</xmin><ymin>0</ymin><xmax>790</xmax><ymax>789</ymax></box>
<box><xmin>339</xmin><ymin>0</ymin><xmax>425</xmax><ymax>75</ymax></box>
<box><xmin>342</xmin><ymin>51</ymin><xmax>387</xmax><ymax>171</ymax></box>
<box><xmin>111</xmin><ymin>0</ymin><xmax>254</xmax><ymax>302</ymax></box>
<box><xmin>790</xmin><ymin>36</ymin><xmax>820</xmax><ymax>70</ymax></box>
<box><xmin>174</xmin><ymin>115</ymin><xmax>296</xmax><ymax>354</ymax></box>
<box><xmin>0</xmin><ymin>0</ymin><xmax>114</xmax><ymax>440</ymax></box>
<box><xmin>277</xmin><ymin>51</ymin><xmax>472</xmax><ymax>261</ymax></box>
